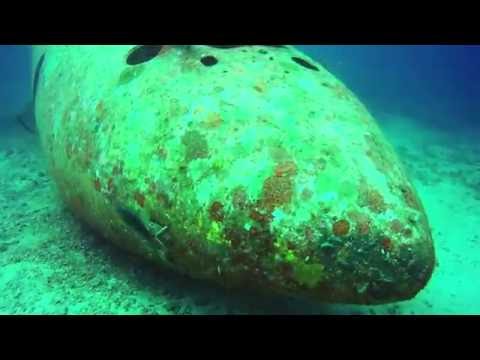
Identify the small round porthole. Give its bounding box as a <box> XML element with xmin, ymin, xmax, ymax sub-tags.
<box><xmin>291</xmin><ymin>57</ymin><xmax>320</xmax><ymax>71</ymax></box>
<box><xmin>126</xmin><ymin>45</ymin><xmax>164</xmax><ymax>65</ymax></box>
<box><xmin>201</xmin><ymin>55</ymin><xmax>218</xmax><ymax>67</ymax></box>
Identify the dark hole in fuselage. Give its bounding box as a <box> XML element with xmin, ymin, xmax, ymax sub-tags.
<box><xmin>291</xmin><ymin>57</ymin><xmax>319</xmax><ymax>71</ymax></box>
<box><xmin>201</xmin><ymin>55</ymin><xmax>218</xmax><ymax>66</ymax></box>
<box><xmin>126</xmin><ymin>45</ymin><xmax>163</xmax><ymax>65</ymax></box>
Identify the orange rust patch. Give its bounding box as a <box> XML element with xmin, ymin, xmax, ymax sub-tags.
<box><xmin>209</xmin><ymin>201</ymin><xmax>224</xmax><ymax>222</ymax></box>
<box><xmin>332</xmin><ymin>219</ymin><xmax>350</xmax><ymax>236</ymax></box>
<box><xmin>258</xmin><ymin>161</ymin><xmax>297</xmax><ymax>211</ymax></box>
<box><xmin>361</xmin><ymin>188</ymin><xmax>387</xmax><ymax>213</ymax></box>
<box><xmin>134</xmin><ymin>192</ymin><xmax>146</xmax><ymax>208</ymax></box>
<box><xmin>260</xmin><ymin>175</ymin><xmax>294</xmax><ymax>211</ymax></box>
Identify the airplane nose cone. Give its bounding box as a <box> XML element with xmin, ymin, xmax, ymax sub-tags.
<box><xmin>301</xmin><ymin>229</ymin><xmax>436</xmax><ymax>304</ymax></box>
<box><xmin>356</xmin><ymin>238</ymin><xmax>435</xmax><ymax>304</ymax></box>
<box><xmin>33</xmin><ymin>45</ymin><xmax>436</xmax><ymax>305</ymax></box>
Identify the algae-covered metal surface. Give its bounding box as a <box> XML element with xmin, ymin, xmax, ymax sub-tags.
<box><xmin>32</xmin><ymin>45</ymin><xmax>435</xmax><ymax>304</ymax></box>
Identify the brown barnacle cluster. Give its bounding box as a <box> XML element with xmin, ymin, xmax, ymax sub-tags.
<box><xmin>359</xmin><ymin>187</ymin><xmax>387</xmax><ymax>214</ymax></box>
<box><xmin>332</xmin><ymin>219</ymin><xmax>350</xmax><ymax>236</ymax></box>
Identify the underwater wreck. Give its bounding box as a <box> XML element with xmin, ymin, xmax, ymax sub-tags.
<box><xmin>32</xmin><ymin>45</ymin><xmax>435</xmax><ymax>304</ymax></box>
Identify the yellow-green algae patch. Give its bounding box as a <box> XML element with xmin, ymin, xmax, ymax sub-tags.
<box><xmin>293</xmin><ymin>263</ymin><xmax>327</xmax><ymax>289</ymax></box>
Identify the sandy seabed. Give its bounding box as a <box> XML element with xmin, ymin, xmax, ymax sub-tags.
<box><xmin>0</xmin><ymin>113</ymin><xmax>479</xmax><ymax>315</ymax></box>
